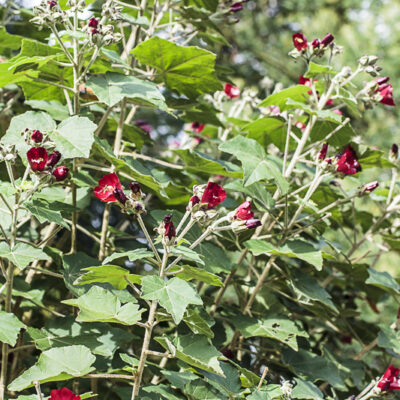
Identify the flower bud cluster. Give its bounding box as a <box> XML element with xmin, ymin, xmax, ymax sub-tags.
<box><xmin>31</xmin><ymin>0</ymin><xmax>67</xmax><ymax>27</ymax></box>
<box><xmin>84</xmin><ymin>17</ymin><xmax>122</xmax><ymax>46</ymax></box>
<box><xmin>289</xmin><ymin>32</ymin><xmax>340</xmax><ymax>60</ymax></box>
<box><xmin>0</xmin><ymin>143</ymin><xmax>17</xmax><ymax>163</ymax></box>
<box><xmin>101</xmin><ymin>0</ymin><xmax>123</xmax><ymax>21</ymax></box>
<box><xmin>358</xmin><ymin>54</ymin><xmax>382</xmax><ymax>76</ymax></box>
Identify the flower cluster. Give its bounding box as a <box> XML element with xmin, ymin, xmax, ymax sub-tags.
<box><xmin>377</xmin><ymin>365</ymin><xmax>400</xmax><ymax>392</ymax></box>
<box><xmin>290</xmin><ymin>32</ymin><xmax>339</xmax><ymax>59</ymax></box>
<box><xmin>26</xmin><ymin>129</ymin><xmax>69</xmax><ymax>182</ymax></box>
<box><xmin>50</xmin><ymin>387</ymin><xmax>80</xmax><ymax>400</ymax></box>
<box><xmin>230</xmin><ymin>200</ymin><xmax>261</xmax><ymax>231</ymax></box>
<box><xmin>85</xmin><ymin>16</ymin><xmax>121</xmax><ymax>46</ymax></box>
<box><xmin>94</xmin><ymin>173</ymin><xmax>145</xmax><ymax>214</ymax></box>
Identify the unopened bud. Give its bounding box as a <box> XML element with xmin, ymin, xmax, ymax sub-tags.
<box><xmin>361</xmin><ymin>181</ymin><xmax>379</xmax><ymax>195</ymax></box>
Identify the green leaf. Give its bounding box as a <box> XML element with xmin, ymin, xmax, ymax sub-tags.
<box><xmin>232</xmin><ymin>315</ymin><xmax>308</xmax><ymax>350</ymax></box>
<box><xmin>132</xmin><ymin>37</ymin><xmax>222</xmax><ymax>99</ymax></box>
<box><xmin>8</xmin><ymin>345</ymin><xmax>96</xmax><ymax>391</ymax></box>
<box><xmin>246</xmin><ymin>385</ymin><xmax>282</xmax><ymax>399</ymax></box>
<box><xmin>0</xmin><ymin>312</ymin><xmax>25</xmax><ymax>346</ymax></box>
<box><xmin>305</xmin><ymin>62</ymin><xmax>336</xmax><ymax>78</ymax></box>
<box><xmin>155</xmin><ymin>334</ymin><xmax>224</xmax><ymax>376</ymax></box>
<box><xmin>25</xmin><ymin>199</ymin><xmax>70</xmax><ymax>230</ymax></box>
<box><xmin>141</xmin><ymin>276</ymin><xmax>203</xmax><ymax>323</ymax></box>
<box><xmin>174</xmin><ymin>149</ymin><xmax>242</xmax><ymax>178</ymax></box>
<box><xmin>282</xmin><ymin>348</ymin><xmax>345</xmax><ymax>390</ymax></box>
<box><xmin>245</xmin><ymin>239</ymin><xmax>323</xmax><ymax>270</ymax></box>
<box><xmin>290</xmin><ymin>271</ymin><xmax>338</xmax><ymax>313</ymax></box>
<box><xmin>219</xmin><ymin>136</ymin><xmax>289</xmax><ymax>194</ymax></box>
<box><xmin>258</xmin><ymin>85</ymin><xmax>310</xmax><ymax>110</ymax></box>
<box><xmin>183</xmin><ymin>308</ymin><xmax>214</xmax><ymax>338</ymax></box>
<box><xmin>201</xmin><ymin>362</ymin><xmax>241</xmax><ymax>394</ymax></box>
<box><xmin>0</xmin><ymin>242</ymin><xmax>50</xmax><ymax>270</ymax></box>
<box><xmin>171</xmin><ymin>246</ymin><xmax>205</xmax><ymax>266</ymax></box>
<box><xmin>52</xmin><ymin>116</ymin><xmax>97</xmax><ymax>159</ymax></box>
<box><xmin>378</xmin><ymin>326</ymin><xmax>400</xmax><ymax>356</ymax></box>
<box><xmin>103</xmin><ymin>248</ymin><xmax>154</xmax><ymax>265</ymax></box>
<box><xmin>170</xmin><ymin>265</ymin><xmax>223</xmax><ymax>287</ymax></box>
<box><xmin>2</xmin><ymin>111</ymin><xmax>56</xmax><ymax>164</ymax></box>
<box><xmin>358</xmin><ymin>148</ymin><xmax>396</xmax><ymax>169</ymax></box>
<box><xmin>0</xmin><ymin>28</ymin><xmax>23</xmax><ymax>52</ymax></box>
<box><xmin>63</xmin><ymin>286</ymin><xmax>143</xmax><ymax>325</ymax></box>
<box><xmin>75</xmin><ymin>265</ymin><xmax>142</xmax><ymax>290</ymax></box>
<box><xmin>86</xmin><ymin>72</ymin><xmax>167</xmax><ymax>110</ymax></box>
<box><xmin>26</xmin><ymin>100</ymin><xmax>70</xmax><ymax>121</ymax></box>
<box><xmin>291</xmin><ymin>378</ymin><xmax>324</xmax><ymax>399</ymax></box>
<box><xmin>366</xmin><ymin>267</ymin><xmax>400</xmax><ymax>294</ymax></box>
<box><xmin>310</xmin><ymin>120</ymin><xmax>356</xmax><ymax>148</ymax></box>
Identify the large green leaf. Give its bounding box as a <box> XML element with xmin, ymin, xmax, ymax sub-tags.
<box><xmin>52</xmin><ymin>116</ymin><xmax>97</xmax><ymax>159</ymax></box>
<box><xmin>87</xmin><ymin>72</ymin><xmax>167</xmax><ymax>110</ymax></box>
<box><xmin>232</xmin><ymin>315</ymin><xmax>308</xmax><ymax>350</ymax></box>
<box><xmin>0</xmin><ymin>242</ymin><xmax>50</xmax><ymax>270</ymax></box>
<box><xmin>156</xmin><ymin>334</ymin><xmax>224</xmax><ymax>376</ymax></box>
<box><xmin>183</xmin><ymin>308</ymin><xmax>214</xmax><ymax>338</ymax></box>
<box><xmin>102</xmin><ymin>248</ymin><xmax>154</xmax><ymax>264</ymax></box>
<box><xmin>246</xmin><ymin>385</ymin><xmax>282</xmax><ymax>399</ymax></box>
<box><xmin>63</xmin><ymin>286</ymin><xmax>143</xmax><ymax>325</ymax></box>
<box><xmin>170</xmin><ymin>265</ymin><xmax>223</xmax><ymax>287</ymax></box>
<box><xmin>141</xmin><ymin>276</ymin><xmax>203</xmax><ymax>323</ymax></box>
<box><xmin>132</xmin><ymin>37</ymin><xmax>221</xmax><ymax>99</ymax></box>
<box><xmin>219</xmin><ymin>135</ymin><xmax>289</xmax><ymax>194</ymax></box>
<box><xmin>8</xmin><ymin>345</ymin><xmax>96</xmax><ymax>391</ymax></box>
<box><xmin>258</xmin><ymin>85</ymin><xmax>310</xmax><ymax>110</ymax></box>
<box><xmin>378</xmin><ymin>326</ymin><xmax>400</xmax><ymax>356</ymax></box>
<box><xmin>291</xmin><ymin>378</ymin><xmax>324</xmax><ymax>399</ymax></box>
<box><xmin>366</xmin><ymin>267</ymin><xmax>400</xmax><ymax>294</ymax></box>
<box><xmin>0</xmin><ymin>312</ymin><xmax>25</xmax><ymax>346</ymax></box>
<box><xmin>25</xmin><ymin>199</ymin><xmax>70</xmax><ymax>229</ymax></box>
<box><xmin>245</xmin><ymin>239</ymin><xmax>323</xmax><ymax>270</ymax></box>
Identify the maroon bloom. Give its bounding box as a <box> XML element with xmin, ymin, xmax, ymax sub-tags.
<box><xmin>191</xmin><ymin>122</ymin><xmax>205</xmax><ymax>134</ymax></box>
<box><xmin>135</xmin><ymin>120</ymin><xmax>152</xmax><ymax>136</ymax></box>
<box><xmin>94</xmin><ymin>173</ymin><xmax>122</xmax><ymax>202</ymax></box>
<box><xmin>336</xmin><ymin>145</ymin><xmax>362</xmax><ymax>175</ymax></box>
<box><xmin>27</xmin><ymin>147</ymin><xmax>48</xmax><ymax>172</ymax></box>
<box><xmin>113</xmin><ymin>188</ymin><xmax>128</xmax><ymax>205</ymax></box>
<box><xmin>224</xmin><ymin>83</ymin><xmax>240</xmax><ymax>99</ymax></box>
<box><xmin>377</xmin><ymin>83</ymin><xmax>395</xmax><ymax>106</ymax></box>
<box><xmin>321</xmin><ymin>33</ymin><xmax>334</xmax><ymax>47</ymax></box>
<box><xmin>129</xmin><ymin>182</ymin><xmax>141</xmax><ymax>194</ymax></box>
<box><xmin>31</xmin><ymin>130</ymin><xmax>43</xmax><ymax>143</ymax></box>
<box><xmin>48</xmin><ymin>0</ymin><xmax>57</xmax><ymax>8</ymax></box>
<box><xmin>163</xmin><ymin>214</ymin><xmax>176</xmax><ymax>240</ymax></box>
<box><xmin>245</xmin><ymin>219</ymin><xmax>262</xmax><ymax>229</ymax></box>
<box><xmin>235</xmin><ymin>201</ymin><xmax>254</xmax><ymax>220</ymax></box>
<box><xmin>230</xmin><ymin>1</ymin><xmax>243</xmax><ymax>12</ymax></box>
<box><xmin>311</xmin><ymin>38</ymin><xmax>320</xmax><ymax>48</ymax></box>
<box><xmin>52</xmin><ymin>166</ymin><xmax>69</xmax><ymax>181</ymax></box>
<box><xmin>190</xmin><ymin>195</ymin><xmax>200</xmax><ymax>206</ymax></box>
<box><xmin>298</xmin><ymin>75</ymin><xmax>312</xmax><ymax>87</ymax></box>
<box><xmin>50</xmin><ymin>388</ymin><xmax>81</xmax><ymax>400</ymax></box>
<box><xmin>377</xmin><ymin>365</ymin><xmax>400</xmax><ymax>392</ymax></box>
<box><xmin>88</xmin><ymin>17</ymin><xmax>99</xmax><ymax>28</ymax></box>
<box><xmin>47</xmin><ymin>151</ymin><xmax>61</xmax><ymax>168</ymax></box>
<box><xmin>292</xmin><ymin>33</ymin><xmax>307</xmax><ymax>51</ymax></box>
<box><xmin>201</xmin><ymin>182</ymin><xmax>226</xmax><ymax>209</ymax></box>
<box><xmin>319</xmin><ymin>143</ymin><xmax>328</xmax><ymax>160</ymax></box>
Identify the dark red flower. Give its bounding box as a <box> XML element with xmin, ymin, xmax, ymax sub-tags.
<box><xmin>91</xmin><ymin>28</ymin><xmax>99</xmax><ymax>35</ymax></box>
<box><xmin>48</xmin><ymin>0</ymin><xmax>57</xmax><ymax>8</ymax></box>
<box><xmin>230</xmin><ymin>1</ymin><xmax>243</xmax><ymax>12</ymax></box>
<box><xmin>88</xmin><ymin>17</ymin><xmax>99</xmax><ymax>28</ymax></box>
<box><xmin>52</xmin><ymin>166</ymin><xmax>69</xmax><ymax>181</ymax></box>
<box><xmin>245</xmin><ymin>219</ymin><xmax>262</xmax><ymax>229</ymax></box>
<box><xmin>201</xmin><ymin>182</ymin><xmax>226</xmax><ymax>209</ymax></box>
<box><xmin>321</xmin><ymin>33</ymin><xmax>334</xmax><ymax>47</ymax></box>
<box><xmin>377</xmin><ymin>83</ymin><xmax>395</xmax><ymax>106</ymax></box>
<box><xmin>377</xmin><ymin>365</ymin><xmax>400</xmax><ymax>392</ymax></box>
<box><xmin>191</xmin><ymin>122</ymin><xmax>205</xmax><ymax>134</ymax></box>
<box><xmin>31</xmin><ymin>130</ymin><xmax>43</xmax><ymax>143</ymax></box>
<box><xmin>235</xmin><ymin>201</ymin><xmax>254</xmax><ymax>220</ymax></box>
<box><xmin>326</xmin><ymin>99</ymin><xmax>334</xmax><ymax>106</ymax></box>
<box><xmin>94</xmin><ymin>173</ymin><xmax>122</xmax><ymax>202</ymax></box>
<box><xmin>311</xmin><ymin>38</ymin><xmax>320</xmax><ymax>48</ymax></box>
<box><xmin>336</xmin><ymin>145</ymin><xmax>361</xmax><ymax>175</ymax></box>
<box><xmin>391</xmin><ymin>143</ymin><xmax>398</xmax><ymax>159</ymax></box>
<box><xmin>27</xmin><ymin>147</ymin><xmax>48</xmax><ymax>172</ymax></box>
<box><xmin>135</xmin><ymin>120</ymin><xmax>152</xmax><ymax>136</ymax></box>
<box><xmin>298</xmin><ymin>75</ymin><xmax>312</xmax><ymax>87</ymax></box>
<box><xmin>319</xmin><ymin>143</ymin><xmax>328</xmax><ymax>160</ymax></box>
<box><xmin>190</xmin><ymin>195</ymin><xmax>200</xmax><ymax>206</ymax></box>
<box><xmin>376</xmin><ymin>76</ymin><xmax>390</xmax><ymax>85</ymax></box>
<box><xmin>113</xmin><ymin>188</ymin><xmax>128</xmax><ymax>204</ymax></box>
<box><xmin>292</xmin><ymin>33</ymin><xmax>307</xmax><ymax>51</ymax></box>
<box><xmin>224</xmin><ymin>83</ymin><xmax>240</xmax><ymax>99</ymax></box>
<box><xmin>47</xmin><ymin>151</ymin><xmax>61</xmax><ymax>168</ymax></box>
<box><xmin>50</xmin><ymin>388</ymin><xmax>81</xmax><ymax>400</ymax></box>
<box><xmin>163</xmin><ymin>214</ymin><xmax>176</xmax><ymax>240</ymax></box>
<box><xmin>129</xmin><ymin>182</ymin><xmax>141</xmax><ymax>194</ymax></box>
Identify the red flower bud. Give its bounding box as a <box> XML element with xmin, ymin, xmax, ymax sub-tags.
<box><xmin>377</xmin><ymin>83</ymin><xmax>395</xmax><ymax>106</ymax></box>
<box><xmin>163</xmin><ymin>213</ymin><xmax>173</xmax><ymax>223</ymax></box>
<box><xmin>321</xmin><ymin>33</ymin><xmax>334</xmax><ymax>47</ymax></box>
<box><xmin>295</xmin><ymin>122</ymin><xmax>306</xmax><ymax>130</ymax></box>
<box><xmin>391</xmin><ymin>143</ymin><xmax>398</xmax><ymax>159</ymax></box>
<box><xmin>190</xmin><ymin>195</ymin><xmax>200</xmax><ymax>206</ymax></box>
<box><xmin>88</xmin><ymin>17</ymin><xmax>99</xmax><ymax>28</ymax></box>
<box><xmin>191</xmin><ymin>122</ymin><xmax>205</xmax><ymax>134</ymax></box>
<box><xmin>311</xmin><ymin>38</ymin><xmax>320</xmax><ymax>48</ymax></box>
<box><xmin>298</xmin><ymin>75</ymin><xmax>312</xmax><ymax>87</ymax></box>
<box><xmin>292</xmin><ymin>33</ymin><xmax>307</xmax><ymax>51</ymax></box>
<box><xmin>230</xmin><ymin>1</ymin><xmax>243</xmax><ymax>12</ymax></box>
<box><xmin>50</xmin><ymin>387</ymin><xmax>81</xmax><ymax>400</ymax></box>
<box><xmin>336</xmin><ymin>145</ymin><xmax>361</xmax><ymax>175</ymax></box>
<box><xmin>224</xmin><ymin>83</ymin><xmax>240</xmax><ymax>99</ymax></box>
<box><xmin>376</xmin><ymin>76</ymin><xmax>390</xmax><ymax>85</ymax></box>
<box><xmin>52</xmin><ymin>166</ymin><xmax>69</xmax><ymax>181</ymax></box>
<box><xmin>163</xmin><ymin>214</ymin><xmax>176</xmax><ymax>240</ymax></box>
<box><xmin>48</xmin><ymin>0</ymin><xmax>57</xmax><ymax>8</ymax></box>
<box><xmin>129</xmin><ymin>181</ymin><xmax>141</xmax><ymax>194</ymax></box>
<box><xmin>47</xmin><ymin>151</ymin><xmax>61</xmax><ymax>168</ymax></box>
<box><xmin>113</xmin><ymin>188</ymin><xmax>128</xmax><ymax>205</ymax></box>
<box><xmin>94</xmin><ymin>173</ymin><xmax>122</xmax><ymax>202</ymax></box>
<box><xmin>31</xmin><ymin>130</ymin><xmax>43</xmax><ymax>143</ymax></box>
<box><xmin>201</xmin><ymin>182</ymin><xmax>226</xmax><ymax>209</ymax></box>
<box><xmin>362</xmin><ymin>181</ymin><xmax>379</xmax><ymax>194</ymax></box>
<box><xmin>245</xmin><ymin>218</ymin><xmax>262</xmax><ymax>229</ymax></box>
<box><xmin>27</xmin><ymin>147</ymin><xmax>48</xmax><ymax>172</ymax></box>
<box><xmin>235</xmin><ymin>201</ymin><xmax>254</xmax><ymax>220</ymax></box>
<box><xmin>377</xmin><ymin>365</ymin><xmax>400</xmax><ymax>392</ymax></box>
<box><xmin>135</xmin><ymin>120</ymin><xmax>152</xmax><ymax>136</ymax></box>
<box><xmin>91</xmin><ymin>28</ymin><xmax>99</xmax><ymax>35</ymax></box>
<box><xmin>319</xmin><ymin>143</ymin><xmax>328</xmax><ymax>160</ymax></box>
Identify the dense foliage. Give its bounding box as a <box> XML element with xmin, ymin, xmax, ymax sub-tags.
<box><xmin>0</xmin><ymin>0</ymin><xmax>398</xmax><ymax>399</ymax></box>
